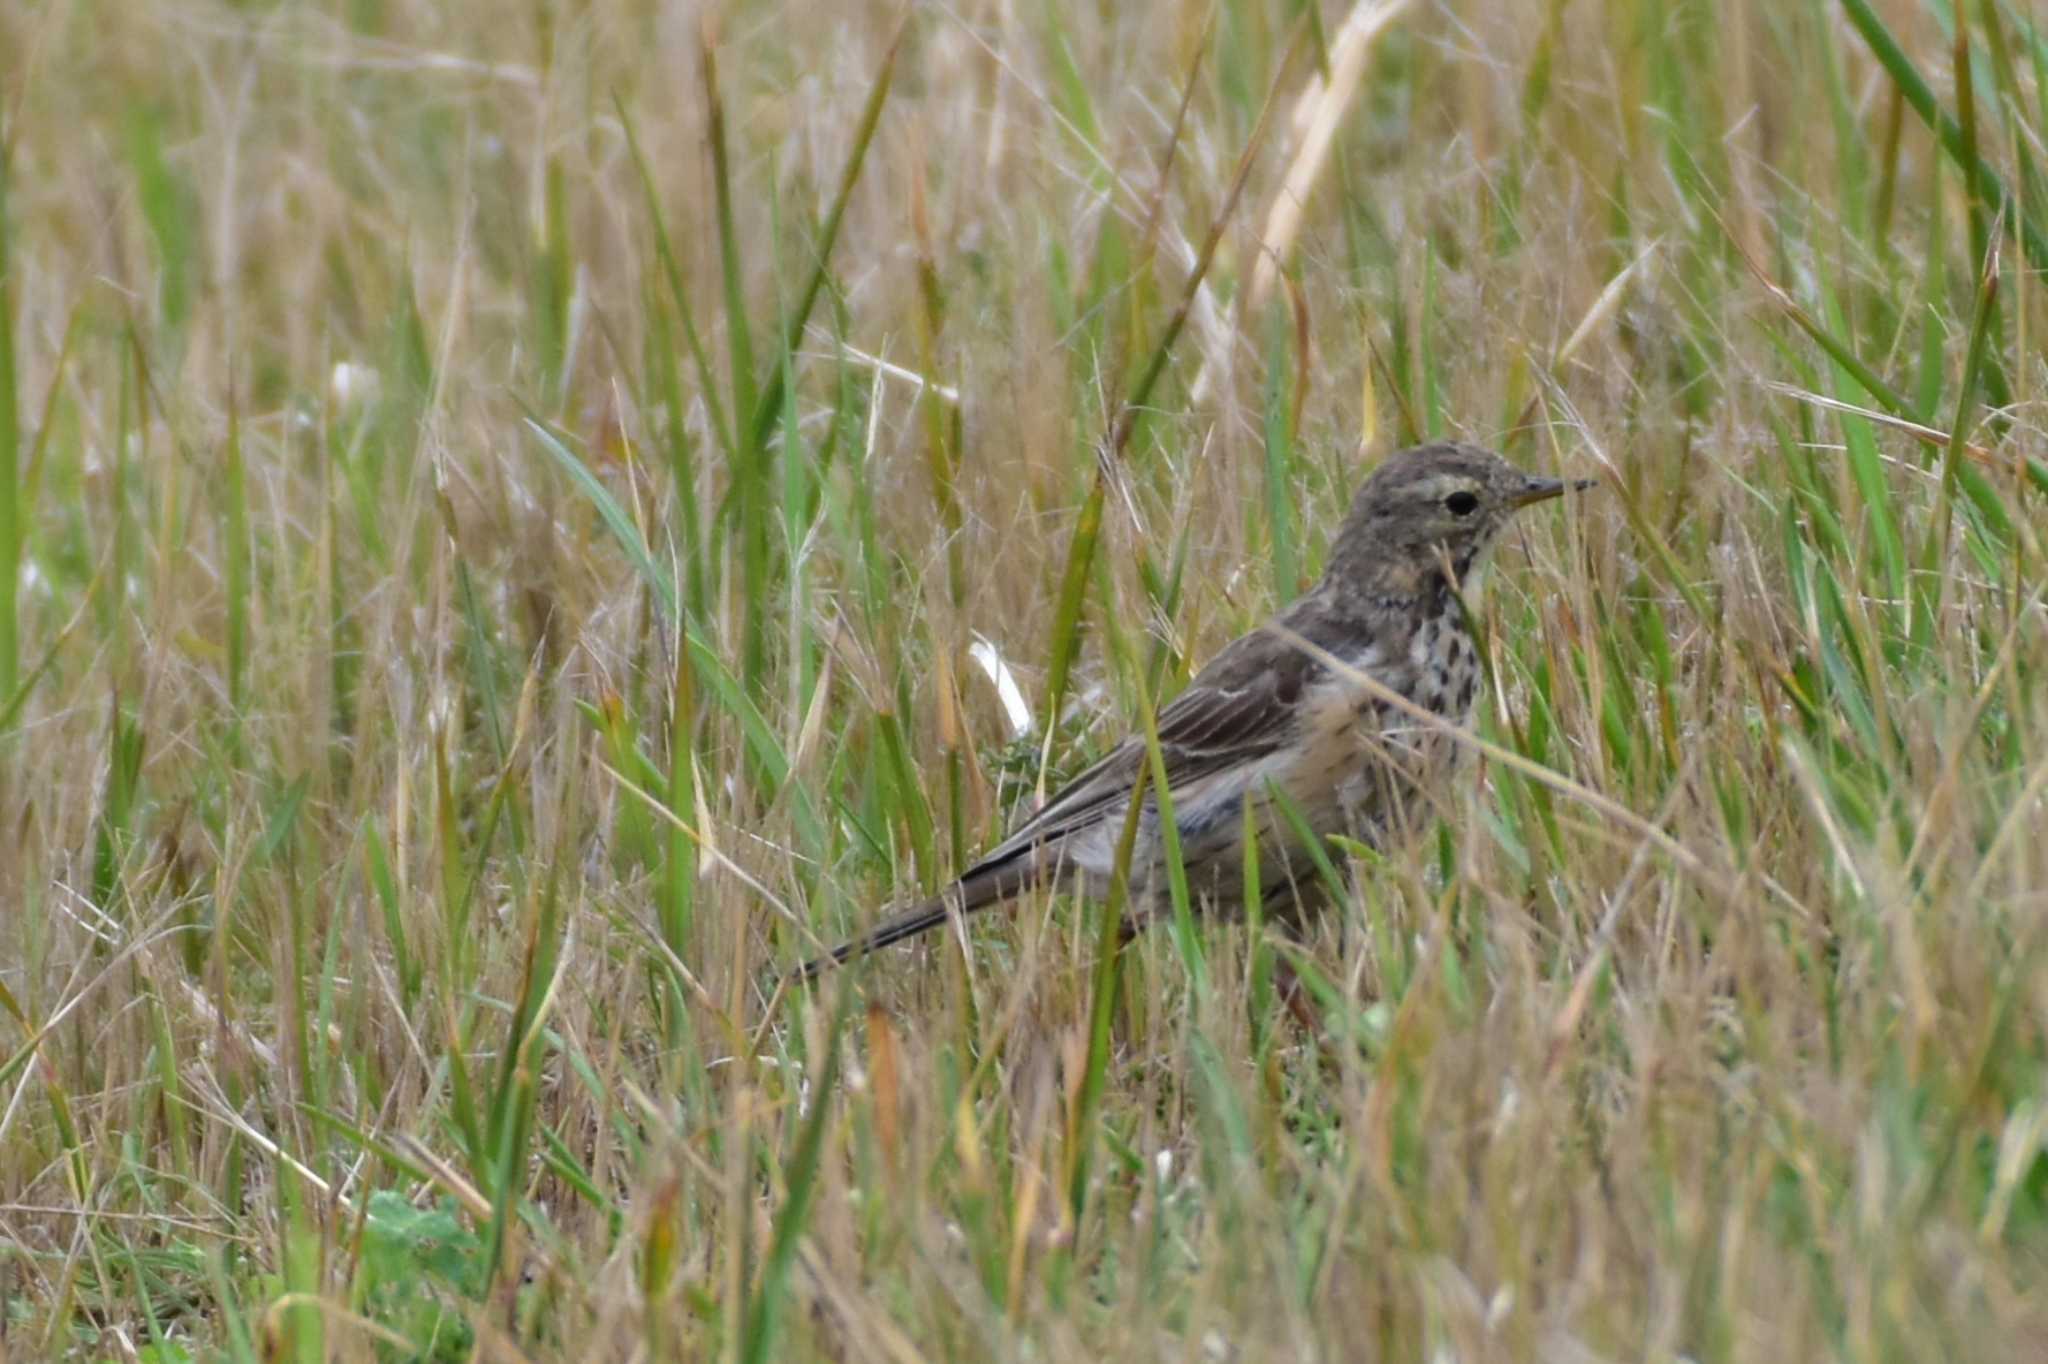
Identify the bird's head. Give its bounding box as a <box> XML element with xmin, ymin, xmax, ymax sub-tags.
<box><xmin>1321</xmin><ymin>441</ymin><xmax>1592</xmax><ymax>596</ymax></box>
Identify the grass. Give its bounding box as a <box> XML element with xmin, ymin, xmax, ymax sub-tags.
<box><xmin>2</xmin><ymin>0</ymin><xmax>2046</xmax><ymax>1358</ymax></box>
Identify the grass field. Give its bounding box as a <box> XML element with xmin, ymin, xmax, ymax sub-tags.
<box><xmin>3</xmin><ymin>0</ymin><xmax>2047</xmax><ymax>1358</ymax></box>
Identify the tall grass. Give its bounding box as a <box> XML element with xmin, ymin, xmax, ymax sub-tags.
<box><xmin>1</xmin><ymin>1</ymin><xmax>2045</xmax><ymax>1359</ymax></box>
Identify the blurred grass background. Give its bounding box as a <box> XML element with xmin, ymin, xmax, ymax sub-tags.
<box><xmin>1</xmin><ymin>0</ymin><xmax>2045</xmax><ymax>1358</ymax></box>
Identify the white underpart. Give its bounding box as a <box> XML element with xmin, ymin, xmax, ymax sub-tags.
<box><xmin>1458</xmin><ymin>554</ymin><xmax>1490</xmax><ymax>605</ymax></box>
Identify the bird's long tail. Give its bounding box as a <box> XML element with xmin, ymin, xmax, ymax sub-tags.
<box><xmin>793</xmin><ymin>857</ymin><xmax>1033</xmax><ymax>982</ymax></box>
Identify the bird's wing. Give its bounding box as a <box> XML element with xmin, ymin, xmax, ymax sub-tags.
<box><xmin>974</xmin><ymin>619</ymin><xmax>1351</xmax><ymax>866</ymax></box>
<box><xmin>794</xmin><ymin>609</ymin><xmax>1382</xmax><ymax>978</ymax></box>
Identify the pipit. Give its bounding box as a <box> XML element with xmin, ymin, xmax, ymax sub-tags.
<box><xmin>798</xmin><ymin>441</ymin><xmax>1591</xmax><ymax>982</ymax></box>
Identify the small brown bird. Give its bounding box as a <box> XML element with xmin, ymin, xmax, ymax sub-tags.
<box><xmin>798</xmin><ymin>441</ymin><xmax>1590</xmax><ymax>981</ymax></box>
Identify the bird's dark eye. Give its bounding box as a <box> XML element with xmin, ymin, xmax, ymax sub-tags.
<box><xmin>1445</xmin><ymin>490</ymin><xmax>1480</xmax><ymax>517</ymax></box>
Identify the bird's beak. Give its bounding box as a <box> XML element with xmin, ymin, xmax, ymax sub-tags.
<box><xmin>1511</xmin><ymin>475</ymin><xmax>1598</xmax><ymax>508</ymax></box>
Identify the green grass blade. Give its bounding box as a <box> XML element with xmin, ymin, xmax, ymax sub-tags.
<box><xmin>1068</xmin><ymin>756</ymin><xmax>1151</xmax><ymax>1226</ymax></box>
<box><xmin>745</xmin><ymin>23</ymin><xmax>904</xmax><ymax>455</ymax></box>
<box><xmin>1040</xmin><ymin>476</ymin><xmax>1107</xmax><ymax>736</ymax></box>
<box><xmin>525</xmin><ymin>416</ymin><xmax>794</xmax><ymax>794</ymax></box>
<box><xmin>1818</xmin><ymin>286</ymin><xmax>1906</xmax><ymax>605</ymax></box>
<box><xmin>1127</xmin><ymin>625</ymin><xmax>1203</xmax><ymax>992</ymax></box>
<box><xmin>1838</xmin><ymin>0</ymin><xmax>2048</xmax><ymax>270</ymax></box>
<box><xmin>700</xmin><ymin>25</ymin><xmax>758</xmax><ymax>441</ymax></box>
<box><xmin>1043</xmin><ymin>26</ymin><xmax>1297</xmax><ymax>730</ymax></box>
<box><xmin>0</xmin><ymin>142</ymin><xmax>17</xmax><ymax>699</ymax></box>
<box><xmin>524</xmin><ymin>416</ymin><xmax>677</xmax><ymax>619</ymax></box>
<box><xmin>741</xmin><ymin>993</ymin><xmax>848</xmax><ymax>1364</ymax></box>
<box><xmin>482</xmin><ymin>870</ymin><xmax>565</xmax><ymax>1292</ymax></box>
<box><xmin>223</xmin><ymin>387</ymin><xmax>249</xmax><ymax>715</ymax></box>
<box><xmin>615</xmin><ymin>96</ymin><xmax>735</xmax><ymax>464</ymax></box>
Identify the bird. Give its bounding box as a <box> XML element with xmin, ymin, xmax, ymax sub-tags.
<box><xmin>796</xmin><ymin>441</ymin><xmax>1591</xmax><ymax>983</ymax></box>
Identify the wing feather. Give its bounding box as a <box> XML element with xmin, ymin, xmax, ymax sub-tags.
<box><xmin>971</xmin><ymin>617</ymin><xmax>1368</xmax><ymax>867</ymax></box>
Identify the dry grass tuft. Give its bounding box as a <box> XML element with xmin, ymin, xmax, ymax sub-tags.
<box><xmin>2</xmin><ymin>0</ymin><xmax>2046</xmax><ymax>1358</ymax></box>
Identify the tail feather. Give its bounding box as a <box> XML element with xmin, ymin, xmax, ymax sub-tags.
<box><xmin>793</xmin><ymin>858</ymin><xmax>1031</xmax><ymax>981</ymax></box>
